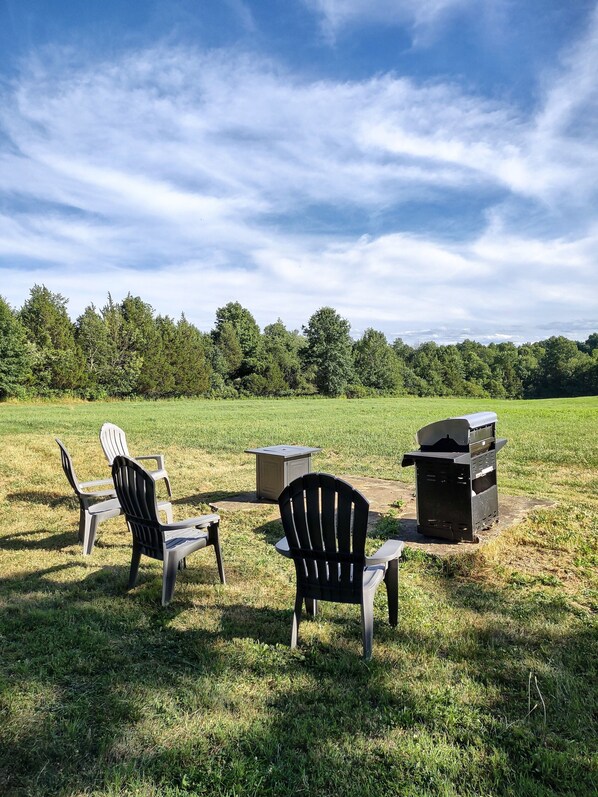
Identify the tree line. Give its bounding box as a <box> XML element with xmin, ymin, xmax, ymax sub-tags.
<box><xmin>1</xmin><ymin>285</ymin><xmax>597</xmax><ymax>400</ymax></box>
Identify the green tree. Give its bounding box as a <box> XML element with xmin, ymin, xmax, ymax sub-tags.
<box><xmin>536</xmin><ymin>336</ymin><xmax>581</xmax><ymax>397</ymax></box>
<box><xmin>303</xmin><ymin>307</ymin><xmax>353</xmax><ymax>396</ymax></box>
<box><xmin>121</xmin><ymin>295</ymin><xmax>173</xmax><ymax>397</ymax></box>
<box><xmin>262</xmin><ymin>319</ymin><xmax>312</xmax><ymax>394</ymax></box>
<box><xmin>353</xmin><ymin>328</ymin><xmax>402</xmax><ymax>392</ymax></box>
<box><xmin>164</xmin><ymin>315</ymin><xmax>212</xmax><ymax>396</ymax></box>
<box><xmin>214</xmin><ymin>321</ymin><xmax>243</xmax><ymax>382</ymax></box>
<box><xmin>409</xmin><ymin>342</ymin><xmax>447</xmax><ymax>396</ymax></box>
<box><xmin>457</xmin><ymin>340</ymin><xmax>492</xmax><ymax>397</ymax></box>
<box><xmin>212</xmin><ymin>302</ymin><xmax>262</xmax><ymax>379</ymax></box>
<box><xmin>19</xmin><ymin>285</ymin><xmax>86</xmax><ymax>392</ymax></box>
<box><xmin>76</xmin><ymin>304</ymin><xmax>113</xmax><ymax>397</ymax></box>
<box><xmin>76</xmin><ymin>297</ymin><xmax>142</xmax><ymax>397</ymax></box>
<box><xmin>0</xmin><ymin>297</ymin><xmax>31</xmax><ymax>399</ymax></box>
<box><xmin>436</xmin><ymin>345</ymin><xmax>466</xmax><ymax>396</ymax></box>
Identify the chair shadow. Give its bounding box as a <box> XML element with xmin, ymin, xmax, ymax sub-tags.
<box><xmin>0</xmin><ymin>528</ymin><xmax>77</xmax><ymax>552</ymax></box>
<box><xmin>252</xmin><ymin>517</ymin><xmax>284</xmax><ymax>545</ymax></box>
<box><xmin>7</xmin><ymin>490</ymin><xmax>73</xmax><ymax>508</ymax></box>
<box><xmin>170</xmin><ymin>490</ymin><xmax>256</xmax><ymax>506</ymax></box>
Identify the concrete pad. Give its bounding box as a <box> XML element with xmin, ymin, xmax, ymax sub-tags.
<box><xmin>211</xmin><ymin>475</ymin><xmax>555</xmax><ymax>559</ymax></box>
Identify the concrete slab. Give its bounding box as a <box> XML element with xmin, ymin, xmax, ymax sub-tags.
<box><xmin>211</xmin><ymin>475</ymin><xmax>555</xmax><ymax>559</ymax></box>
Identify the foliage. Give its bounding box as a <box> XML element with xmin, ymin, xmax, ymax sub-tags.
<box><xmin>0</xmin><ymin>296</ymin><xmax>31</xmax><ymax>398</ymax></box>
<box><xmin>303</xmin><ymin>306</ymin><xmax>354</xmax><ymax>396</ymax></box>
<box><xmin>3</xmin><ymin>285</ymin><xmax>598</xmax><ymax>401</ymax></box>
<box><xmin>19</xmin><ymin>285</ymin><xmax>87</xmax><ymax>392</ymax></box>
<box><xmin>353</xmin><ymin>328</ymin><xmax>403</xmax><ymax>392</ymax></box>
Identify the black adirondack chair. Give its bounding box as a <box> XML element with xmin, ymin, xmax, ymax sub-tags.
<box><xmin>111</xmin><ymin>455</ymin><xmax>225</xmax><ymax>606</ymax></box>
<box><xmin>276</xmin><ymin>473</ymin><xmax>404</xmax><ymax>659</ymax></box>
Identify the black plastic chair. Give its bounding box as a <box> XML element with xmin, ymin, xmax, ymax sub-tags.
<box><xmin>275</xmin><ymin>472</ymin><xmax>404</xmax><ymax>659</ymax></box>
<box><xmin>111</xmin><ymin>455</ymin><xmax>225</xmax><ymax>606</ymax></box>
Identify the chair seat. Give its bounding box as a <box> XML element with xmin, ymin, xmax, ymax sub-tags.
<box><xmin>88</xmin><ymin>497</ymin><xmax>121</xmax><ymax>518</ymax></box>
<box><xmin>164</xmin><ymin>529</ymin><xmax>209</xmax><ymax>557</ymax></box>
<box><xmin>149</xmin><ymin>468</ymin><xmax>169</xmax><ymax>482</ymax></box>
<box><xmin>81</xmin><ymin>488</ymin><xmax>116</xmax><ymax>499</ymax></box>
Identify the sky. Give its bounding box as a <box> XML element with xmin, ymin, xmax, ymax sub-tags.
<box><xmin>0</xmin><ymin>0</ymin><xmax>597</xmax><ymax>345</ymax></box>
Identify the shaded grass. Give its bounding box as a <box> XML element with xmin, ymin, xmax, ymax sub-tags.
<box><xmin>0</xmin><ymin>396</ymin><xmax>596</xmax><ymax>796</ymax></box>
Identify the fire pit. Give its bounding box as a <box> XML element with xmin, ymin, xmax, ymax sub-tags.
<box><xmin>401</xmin><ymin>412</ymin><xmax>507</xmax><ymax>542</ymax></box>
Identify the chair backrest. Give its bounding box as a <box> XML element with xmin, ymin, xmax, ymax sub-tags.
<box><xmin>56</xmin><ymin>438</ymin><xmax>82</xmax><ymax>496</ymax></box>
<box><xmin>100</xmin><ymin>422</ymin><xmax>130</xmax><ymax>464</ymax></box>
<box><xmin>111</xmin><ymin>455</ymin><xmax>163</xmax><ymax>560</ymax></box>
<box><xmin>278</xmin><ymin>473</ymin><xmax>370</xmax><ymax>604</ymax></box>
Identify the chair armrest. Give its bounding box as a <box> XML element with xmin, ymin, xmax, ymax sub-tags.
<box><xmin>162</xmin><ymin>513</ymin><xmax>219</xmax><ymax>531</ymax></box>
<box><xmin>274</xmin><ymin>537</ymin><xmax>293</xmax><ymax>558</ymax></box>
<box><xmin>366</xmin><ymin>539</ymin><xmax>405</xmax><ymax>566</ymax></box>
<box><xmin>80</xmin><ymin>478</ymin><xmax>114</xmax><ymax>489</ymax></box>
<box><xmin>135</xmin><ymin>454</ymin><xmax>165</xmax><ymax>470</ymax></box>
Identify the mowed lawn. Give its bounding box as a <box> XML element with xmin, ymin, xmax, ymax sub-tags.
<box><xmin>0</xmin><ymin>396</ymin><xmax>596</xmax><ymax>797</ymax></box>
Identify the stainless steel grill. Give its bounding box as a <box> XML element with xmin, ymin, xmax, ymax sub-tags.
<box><xmin>401</xmin><ymin>412</ymin><xmax>507</xmax><ymax>542</ymax></box>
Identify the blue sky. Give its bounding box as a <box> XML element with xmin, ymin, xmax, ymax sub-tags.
<box><xmin>0</xmin><ymin>0</ymin><xmax>597</xmax><ymax>344</ymax></box>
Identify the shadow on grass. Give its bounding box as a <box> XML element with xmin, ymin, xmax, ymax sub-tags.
<box><xmin>0</xmin><ymin>528</ymin><xmax>76</xmax><ymax>552</ymax></box>
<box><xmin>0</xmin><ymin>545</ymin><xmax>596</xmax><ymax>796</ymax></box>
<box><xmin>6</xmin><ymin>490</ymin><xmax>74</xmax><ymax>508</ymax></box>
<box><xmin>171</xmin><ymin>490</ymin><xmax>248</xmax><ymax>506</ymax></box>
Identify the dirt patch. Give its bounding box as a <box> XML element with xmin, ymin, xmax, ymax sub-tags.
<box><xmin>211</xmin><ymin>475</ymin><xmax>555</xmax><ymax>559</ymax></box>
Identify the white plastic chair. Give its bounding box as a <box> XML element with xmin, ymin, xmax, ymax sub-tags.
<box><xmin>100</xmin><ymin>422</ymin><xmax>172</xmax><ymax>497</ymax></box>
<box><xmin>56</xmin><ymin>439</ymin><xmax>173</xmax><ymax>555</ymax></box>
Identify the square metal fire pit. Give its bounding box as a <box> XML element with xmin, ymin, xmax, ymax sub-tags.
<box><xmin>245</xmin><ymin>445</ymin><xmax>321</xmax><ymax>501</ymax></box>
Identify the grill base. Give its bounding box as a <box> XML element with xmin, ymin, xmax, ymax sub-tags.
<box><xmin>415</xmin><ymin>468</ymin><xmax>499</xmax><ymax>543</ymax></box>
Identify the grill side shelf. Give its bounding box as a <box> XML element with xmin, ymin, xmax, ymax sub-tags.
<box><xmin>401</xmin><ymin>451</ymin><xmax>471</xmax><ymax>467</ymax></box>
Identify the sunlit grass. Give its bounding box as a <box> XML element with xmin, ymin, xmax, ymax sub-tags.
<box><xmin>0</xmin><ymin>396</ymin><xmax>596</xmax><ymax>796</ymax></box>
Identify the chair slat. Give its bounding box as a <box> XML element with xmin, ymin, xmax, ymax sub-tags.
<box><xmin>290</xmin><ymin>480</ymin><xmax>317</xmax><ymax>585</ymax></box>
<box><xmin>305</xmin><ymin>476</ymin><xmax>327</xmax><ymax>587</ymax></box>
<box><xmin>320</xmin><ymin>473</ymin><xmax>338</xmax><ymax>586</ymax></box>
<box><xmin>336</xmin><ymin>480</ymin><xmax>354</xmax><ymax>586</ymax></box>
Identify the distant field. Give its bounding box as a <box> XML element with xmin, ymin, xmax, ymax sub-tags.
<box><xmin>0</xmin><ymin>396</ymin><xmax>596</xmax><ymax>796</ymax></box>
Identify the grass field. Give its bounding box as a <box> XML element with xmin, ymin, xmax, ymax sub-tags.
<box><xmin>0</xmin><ymin>396</ymin><xmax>596</xmax><ymax>796</ymax></box>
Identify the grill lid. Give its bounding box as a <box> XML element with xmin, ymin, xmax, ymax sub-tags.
<box><xmin>416</xmin><ymin>411</ymin><xmax>497</xmax><ymax>448</ymax></box>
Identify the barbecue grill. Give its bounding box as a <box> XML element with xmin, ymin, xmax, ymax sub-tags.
<box><xmin>401</xmin><ymin>412</ymin><xmax>507</xmax><ymax>542</ymax></box>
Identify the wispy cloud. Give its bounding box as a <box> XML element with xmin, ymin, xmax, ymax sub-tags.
<box><xmin>304</xmin><ymin>0</ymin><xmax>478</xmax><ymax>42</ymax></box>
<box><xmin>0</xmin><ymin>19</ymin><xmax>596</xmax><ymax>343</ymax></box>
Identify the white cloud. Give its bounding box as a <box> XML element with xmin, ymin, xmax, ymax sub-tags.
<box><xmin>304</xmin><ymin>0</ymin><xmax>476</xmax><ymax>41</ymax></box>
<box><xmin>0</xmin><ymin>32</ymin><xmax>596</xmax><ymax>343</ymax></box>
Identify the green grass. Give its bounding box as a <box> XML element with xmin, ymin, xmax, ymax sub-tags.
<box><xmin>0</xmin><ymin>396</ymin><xmax>596</xmax><ymax>796</ymax></box>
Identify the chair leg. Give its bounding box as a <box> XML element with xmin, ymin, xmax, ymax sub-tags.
<box><xmin>164</xmin><ymin>503</ymin><xmax>173</xmax><ymax>524</ymax></box>
<box><xmin>81</xmin><ymin>511</ymin><xmax>93</xmax><ymax>550</ymax></box>
<box><xmin>78</xmin><ymin>505</ymin><xmax>87</xmax><ymax>542</ymax></box>
<box><xmin>128</xmin><ymin>548</ymin><xmax>142</xmax><ymax>589</ymax></box>
<box><xmin>162</xmin><ymin>553</ymin><xmax>179</xmax><ymax>606</ymax></box>
<box><xmin>291</xmin><ymin>590</ymin><xmax>303</xmax><ymax>649</ymax></box>
<box><xmin>385</xmin><ymin>559</ymin><xmax>399</xmax><ymax>627</ymax></box>
<box><xmin>83</xmin><ymin>514</ymin><xmax>100</xmax><ymax>556</ymax></box>
<box><xmin>211</xmin><ymin>523</ymin><xmax>226</xmax><ymax>585</ymax></box>
<box><xmin>305</xmin><ymin>598</ymin><xmax>318</xmax><ymax>617</ymax></box>
<box><xmin>178</xmin><ymin>557</ymin><xmax>187</xmax><ymax>570</ymax></box>
<box><xmin>361</xmin><ymin>593</ymin><xmax>375</xmax><ymax>661</ymax></box>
